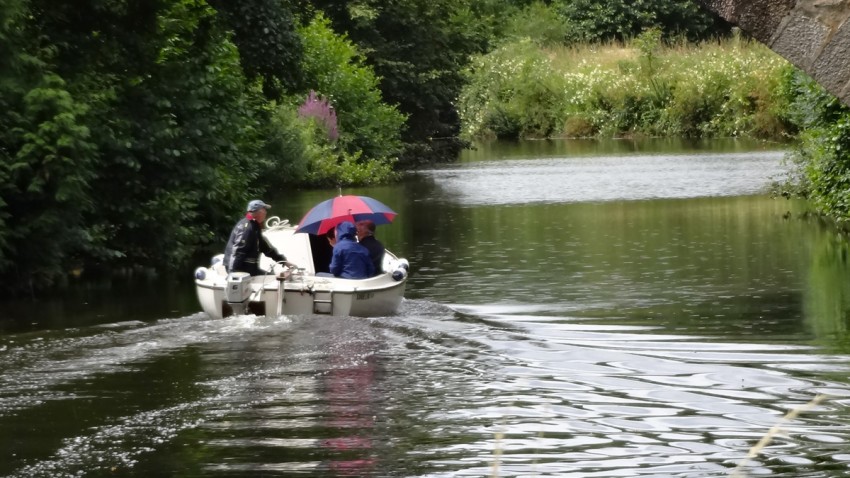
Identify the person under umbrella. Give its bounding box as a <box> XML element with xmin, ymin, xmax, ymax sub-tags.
<box><xmin>329</xmin><ymin>221</ymin><xmax>374</xmax><ymax>279</ymax></box>
<box><xmin>356</xmin><ymin>220</ymin><xmax>385</xmax><ymax>276</ymax></box>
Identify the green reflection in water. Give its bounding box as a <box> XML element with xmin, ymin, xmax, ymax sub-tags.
<box><xmin>404</xmin><ymin>195</ymin><xmax>804</xmax><ymax>304</ymax></box>
<box><xmin>805</xmin><ymin>228</ymin><xmax>850</xmax><ymax>353</ymax></box>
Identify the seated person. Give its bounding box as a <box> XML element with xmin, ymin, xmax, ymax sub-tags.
<box><xmin>356</xmin><ymin>220</ymin><xmax>385</xmax><ymax>276</ymax></box>
<box><xmin>328</xmin><ymin>221</ymin><xmax>374</xmax><ymax>279</ymax></box>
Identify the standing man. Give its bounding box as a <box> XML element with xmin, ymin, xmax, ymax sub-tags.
<box><xmin>356</xmin><ymin>220</ymin><xmax>385</xmax><ymax>276</ymax></box>
<box><xmin>224</xmin><ymin>199</ymin><xmax>287</xmax><ymax>276</ymax></box>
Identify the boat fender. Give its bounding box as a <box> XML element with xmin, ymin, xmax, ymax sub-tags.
<box><xmin>397</xmin><ymin>258</ymin><xmax>409</xmax><ymax>271</ymax></box>
<box><xmin>392</xmin><ymin>267</ymin><xmax>407</xmax><ymax>281</ymax></box>
<box><xmin>195</xmin><ymin>267</ymin><xmax>206</xmax><ymax>280</ymax></box>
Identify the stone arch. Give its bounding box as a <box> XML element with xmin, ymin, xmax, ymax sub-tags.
<box><xmin>696</xmin><ymin>0</ymin><xmax>850</xmax><ymax>106</ymax></box>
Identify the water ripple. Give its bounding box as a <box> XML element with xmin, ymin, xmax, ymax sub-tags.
<box><xmin>1</xmin><ymin>301</ymin><xmax>849</xmax><ymax>477</ymax></box>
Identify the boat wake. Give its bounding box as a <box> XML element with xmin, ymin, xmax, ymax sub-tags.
<box><xmin>2</xmin><ymin>301</ymin><xmax>850</xmax><ymax>477</ymax></box>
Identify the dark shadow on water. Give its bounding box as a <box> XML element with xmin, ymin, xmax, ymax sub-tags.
<box><xmin>0</xmin><ymin>272</ymin><xmax>200</xmax><ymax>333</ymax></box>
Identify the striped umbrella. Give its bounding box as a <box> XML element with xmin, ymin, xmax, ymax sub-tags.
<box><xmin>294</xmin><ymin>195</ymin><xmax>397</xmax><ymax>235</ymax></box>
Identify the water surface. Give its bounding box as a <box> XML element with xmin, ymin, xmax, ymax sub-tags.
<box><xmin>2</xmin><ymin>138</ymin><xmax>850</xmax><ymax>477</ymax></box>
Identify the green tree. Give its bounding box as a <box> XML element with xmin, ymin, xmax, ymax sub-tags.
<box><xmin>296</xmin><ymin>0</ymin><xmax>491</xmax><ymax>165</ymax></box>
<box><xmin>209</xmin><ymin>0</ymin><xmax>304</xmax><ymax>98</ymax></box>
<box><xmin>6</xmin><ymin>76</ymin><xmax>97</xmax><ymax>289</ymax></box>
<box><xmin>84</xmin><ymin>0</ymin><xmax>262</xmax><ymax>268</ymax></box>
<box><xmin>0</xmin><ymin>0</ymin><xmax>272</xmax><ymax>291</ymax></box>
<box><xmin>290</xmin><ymin>14</ymin><xmax>404</xmax><ymax>187</ymax></box>
<box><xmin>0</xmin><ymin>0</ymin><xmax>101</xmax><ymax>290</ymax></box>
<box><xmin>298</xmin><ymin>15</ymin><xmax>404</xmax><ymax>161</ymax></box>
<box><xmin>0</xmin><ymin>0</ymin><xmax>30</xmax><ymax>276</ymax></box>
<box><xmin>501</xmin><ymin>1</ymin><xmax>572</xmax><ymax>47</ymax></box>
<box><xmin>553</xmin><ymin>0</ymin><xmax>728</xmax><ymax>43</ymax></box>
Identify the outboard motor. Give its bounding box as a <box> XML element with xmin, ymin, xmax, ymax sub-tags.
<box><xmin>225</xmin><ymin>272</ymin><xmax>253</xmax><ymax>315</ymax></box>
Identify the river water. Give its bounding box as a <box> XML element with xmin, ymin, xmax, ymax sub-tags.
<box><xmin>2</xmin><ymin>139</ymin><xmax>850</xmax><ymax>477</ymax></box>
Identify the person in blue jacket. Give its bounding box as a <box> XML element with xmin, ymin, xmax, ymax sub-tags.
<box><xmin>329</xmin><ymin>221</ymin><xmax>374</xmax><ymax>279</ymax></box>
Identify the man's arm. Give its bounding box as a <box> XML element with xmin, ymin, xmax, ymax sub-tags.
<box><xmin>259</xmin><ymin>235</ymin><xmax>286</xmax><ymax>262</ymax></box>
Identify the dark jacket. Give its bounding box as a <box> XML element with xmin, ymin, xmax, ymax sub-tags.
<box><xmin>329</xmin><ymin>222</ymin><xmax>374</xmax><ymax>279</ymax></box>
<box><xmin>223</xmin><ymin>214</ymin><xmax>285</xmax><ymax>276</ymax></box>
<box><xmin>358</xmin><ymin>234</ymin><xmax>385</xmax><ymax>276</ymax></box>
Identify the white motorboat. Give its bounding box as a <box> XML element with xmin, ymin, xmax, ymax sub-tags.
<box><xmin>194</xmin><ymin>217</ymin><xmax>409</xmax><ymax>318</ymax></box>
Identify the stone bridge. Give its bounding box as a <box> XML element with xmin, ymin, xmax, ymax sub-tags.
<box><xmin>697</xmin><ymin>0</ymin><xmax>850</xmax><ymax>106</ymax></box>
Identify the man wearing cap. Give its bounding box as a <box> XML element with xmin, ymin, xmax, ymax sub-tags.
<box><xmin>223</xmin><ymin>199</ymin><xmax>287</xmax><ymax>276</ymax></box>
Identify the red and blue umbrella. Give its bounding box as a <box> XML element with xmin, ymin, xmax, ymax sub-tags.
<box><xmin>295</xmin><ymin>195</ymin><xmax>397</xmax><ymax>235</ymax></box>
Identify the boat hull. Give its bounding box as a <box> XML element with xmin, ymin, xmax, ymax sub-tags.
<box><xmin>195</xmin><ymin>273</ymin><xmax>406</xmax><ymax>318</ymax></box>
<box><xmin>194</xmin><ymin>218</ymin><xmax>408</xmax><ymax>318</ymax></box>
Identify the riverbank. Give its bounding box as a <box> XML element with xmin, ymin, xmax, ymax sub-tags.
<box><xmin>458</xmin><ymin>31</ymin><xmax>796</xmax><ymax>141</ymax></box>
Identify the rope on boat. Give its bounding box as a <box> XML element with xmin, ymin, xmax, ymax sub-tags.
<box><xmin>264</xmin><ymin>216</ymin><xmax>290</xmax><ymax>230</ymax></box>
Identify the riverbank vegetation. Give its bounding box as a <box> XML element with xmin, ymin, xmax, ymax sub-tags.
<box><xmin>0</xmin><ymin>0</ymin><xmax>484</xmax><ymax>291</ymax></box>
<box><xmin>779</xmin><ymin>75</ymin><xmax>850</xmax><ymax>225</ymax></box>
<box><xmin>457</xmin><ymin>7</ymin><xmax>850</xmax><ymax>230</ymax></box>
<box><xmin>1</xmin><ymin>0</ymin><xmax>849</xmax><ymax>292</ymax></box>
<box><xmin>458</xmin><ymin>32</ymin><xmax>796</xmax><ymax>141</ymax></box>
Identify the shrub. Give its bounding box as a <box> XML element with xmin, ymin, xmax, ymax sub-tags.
<box><xmin>779</xmin><ymin>71</ymin><xmax>850</xmax><ymax>222</ymax></box>
<box><xmin>297</xmin><ymin>14</ymin><xmax>405</xmax><ymax>168</ymax></box>
<box><xmin>502</xmin><ymin>1</ymin><xmax>570</xmax><ymax>47</ymax></box>
<box><xmin>256</xmin><ymin>103</ymin><xmax>310</xmax><ymax>188</ymax></box>
<box><xmin>298</xmin><ymin>90</ymin><xmax>339</xmax><ymax>142</ymax></box>
<box><xmin>458</xmin><ymin>36</ymin><xmax>795</xmax><ymax>141</ymax></box>
<box><xmin>554</xmin><ymin>0</ymin><xmax>728</xmax><ymax>44</ymax></box>
<box><xmin>563</xmin><ymin>114</ymin><xmax>597</xmax><ymax>137</ymax></box>
<box><xmin>458</xmin><ymin>39</ymin><xmax>567</xmax><ymax>139</ymax></box>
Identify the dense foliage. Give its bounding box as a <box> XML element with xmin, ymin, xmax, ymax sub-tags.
<box><xmin>458</xmin><ymin>32</ymin><xmax>796</xmax><ymax>140</ymax></box>
<box><xmin>293</xmin><ymin>0</ymin><xmax>493</xmax><ymax>166</ymax></box>
<box><xmin>287</xmin><ymin>14</ymin><xmax>404</xmax><ymax>187</ymax></box>
<box><xmin>209</xmin><ymin>0</ymin><xmax>304</xmax><ymax>98</ymax></box>
<box><xmin>780</xmin><ymin>72</ymin><xmax>850</xmax><ymax>222</ymax></box>
<box><xmin>0</xmin><ymin>0</ymin><xmax>411</xmax><ymax>292</ymax></box>
<box><xmin>0</xmin><ymin>0</ymin><xmax>105</xmax><ymax>289</ymax></box>
<box><xmin>554</xmin><ymin>0</ymin><xmax>728</xmax><ymax>43</ymax></box>
<box><xmin>2</xmin><ymin>0</ymin><xmax>848</xmax><ymax>292</ymax></box>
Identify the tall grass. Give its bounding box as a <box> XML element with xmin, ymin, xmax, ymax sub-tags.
<box><xmin>458</xmin><ymin>32</ymin><xmax>797</xmax><ymax>140</ymax></box>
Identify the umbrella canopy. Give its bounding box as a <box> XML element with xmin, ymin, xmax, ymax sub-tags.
<box><xmin>295</xmin><ymin>195</ymin><xmax>397</xmax><ymax>235</ymax></box>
